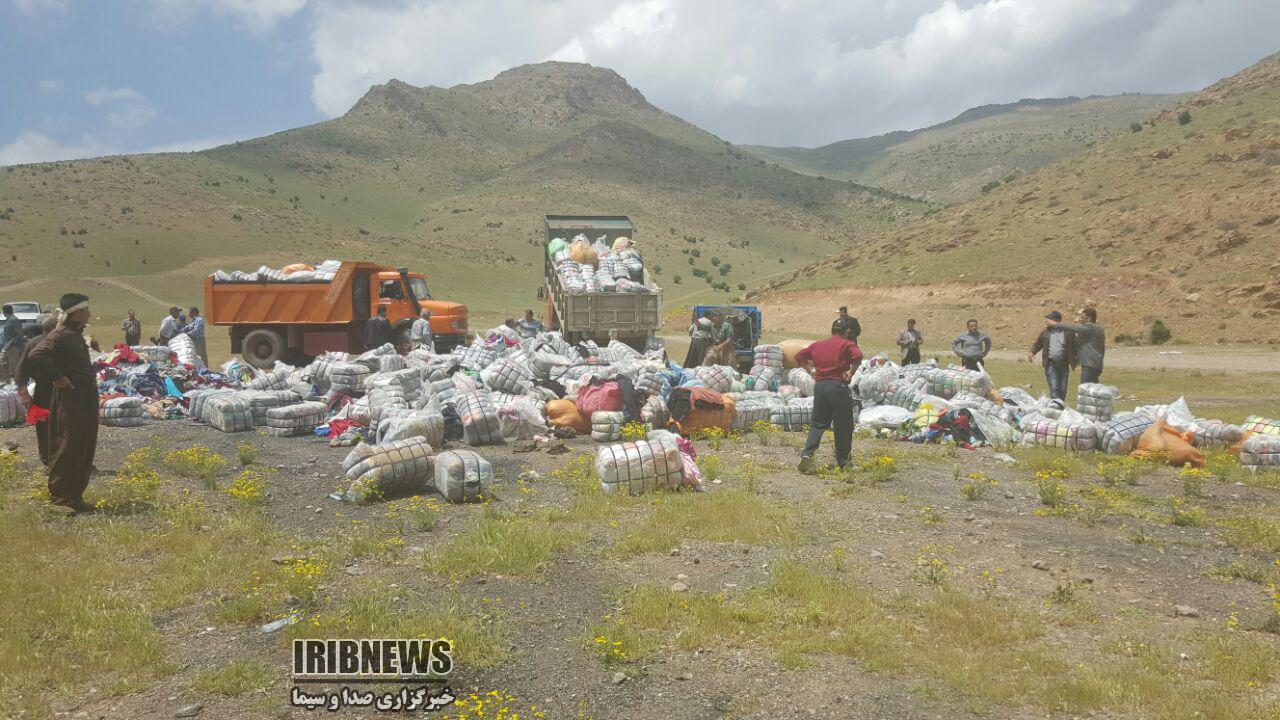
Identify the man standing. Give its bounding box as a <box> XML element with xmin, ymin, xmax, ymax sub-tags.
<box><xmin>121</xmin><ymin>310</ymin><xmax>141</xmax><ymax>346</ymax></box>
<box><xmin>27</xmin><ymin>293</ymin><xmax>99</xmax><ymax>513</ymax></box>
<box><xmin>1048</xmin><ymin>307</ymin><xmax>1106</xmax><ymax>384</ymax></box>
<box><xmin>951</xmin><ymin>319</ymin><xmax>991</xmax><ymax>372</ymax></box>
<box><xmin>896</xmin><ymin>318</ymin><xmax>923</xmax><ymax>365</ymax></box>
<box><xmin>703</xmin><ymin>311</ymin><xmax>734</xmax><ymax>367</ymax></box>
<box><xmin>517</xmin><ymin>309</ymin><xmax>544</xmax><ymax>339</ymax></box>
<box><xmin>156</xmin><ymin>306</ymin><xmax>181</xmax><ymax>345</ymax></box>
<box><xmin>796</xmin><ymin>318</ymin><xmax>862</xmax><ymax>473</ymax></box>
<box><xmin>837</xmin><ymin>306</ymin><xmax>862</xmax><ymax>342</ymax></box>
<box><xmin>180</xmin><ymin>307</ymin><xmax>208</xmax><ymax>366</ymax></box>
<box><xmin>410</xmin><ymin>309</ymin><xmax>434</xmax><ymax>351</ymax></box>
<box><xmin>683</xmin><ymin>316</ymin><xmax>712</xmax><ymax>369</ymax></box>
<box><xmin>16</xmin><ymin>316</ymin><xmax>57</xmax><ymax>466</ymax></box>
<box><xmin>1029</xmin><ymin>311</ymin><xmax>1077</xmax><ymax>401</ymax></box>
<box><xmin>0</xmin><ymin>304</ymin><xmax>22</xmax><ymax>383</ymax></box>
<box><xmin>364</xmin><ymin>306</ymin><xmax>392</xmax><ymax>350</ymax></box>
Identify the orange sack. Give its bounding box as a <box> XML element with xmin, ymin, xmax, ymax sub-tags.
<box><xmin>546</xmin><ymin>399</ymin><xmax>591</xmax><ymax>435</ymax></box>
<box><xmin>677</xmin><ymin>395</ymin><xmax>736</xmax><ymax>435</ymax></box>
<box><xmin>1129</xmin><ymin>418</ymin><xmax>1205</xmax><ymax>467</ymax></box>
<box><xmin>778</xmin><ymin>339</ymin><xmax>811</xmax><ymax>369</ymax></box>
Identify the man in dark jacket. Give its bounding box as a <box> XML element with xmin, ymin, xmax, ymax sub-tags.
<box><xmin>364</xmin><ymin>306</ymin><xmax>392</xmax><ymax>350</ymax></box>
<box><xmin>1047</xmin><ymin>307</ymin><xmax>1105</xmax><ymax>384</ymax></box>
<box><xmin>26</xmin><ymin>293</ymin><xmax>98</xmax><ymax>513</ymax></box>
<box><xmin>1029</xmin><ymin>311</ymin><xmax>1077</xmax><ymax>401</ymax></box>
<box><xmin>16</xmin><ymin>316</ymin><xmax>58</xmax><ymax>466</ymax></box>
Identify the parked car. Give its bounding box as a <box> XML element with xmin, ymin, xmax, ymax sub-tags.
<box><xmin>3</xmin><ymin>301</ymin><xmax>48</xmax><ymax>338</ymax></box>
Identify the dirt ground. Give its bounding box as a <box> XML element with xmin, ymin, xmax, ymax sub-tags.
<box><xmin>4</xmin><ymin>409</ymin><xmax>1280</xmax><ymax>720</ymax></box>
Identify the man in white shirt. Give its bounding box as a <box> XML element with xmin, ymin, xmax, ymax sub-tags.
<box><xmin>156</xmin><ymin>306</ymin><xmax>182</xmax><ymax>345</ymax></box>
<box><xmin>410</xmin><ymin>309</ymin><xmax>433</xmax><ymax>351</ymax></box>
<box><xmin>516</xmin><ymin>309</ymin><xmax>544</xmax><ymax>339</ymax></box>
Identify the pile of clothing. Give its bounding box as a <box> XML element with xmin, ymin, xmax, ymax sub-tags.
<box><xmin>548</xmin><ymin>234</ymin><xmax>654</xmax><ymax>295</ymax></box>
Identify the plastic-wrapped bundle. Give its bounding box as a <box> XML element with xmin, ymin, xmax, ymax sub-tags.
<box><xmin>167</xmin><ymin>333</ymin><xmax>204</xmax><ymax>368</ymax></box>
<box><xmin>924</xmin><ymin>367</ymin><xmax>990</xmax><ymax>399</ymax></box>
<box><xmin>641</xmin><ymin>396</ymin><xmax>668</xmax><ymax>428</ymax></box>
<box><xmin>786</xmin><ymin>368</ymin><xmax>816</xmax><ymax>397</ymax></box>
<box><xmin>581</xmin><ymin>264</ymin><xmax>600</xmax><ymax>293</ymax></box>
<box><xmin>949</xmin><ymin>390</ymin><xmax>1015</xmax><ymax>424</ymax></box>
<box><xmin>595</xmin><ymin>435</ymin><xmax>683</xmax><ymax>495</ymax></box>
<box><xmin>998</xmin><ymin>386</ymin><xmax>1038</xmax><ymax>410</ymax></box>
<box><xmin>131</xmin><ymin>345</ymin><xmax>172</xmax><ymax>365</ymax></box>
<box><xmin>731</xmin><ymin>399</ymin><xmax>774</xmax><ymax>431</ymax></box>
<box><xmin>884</xmin><ymin>379</ymin><xmax>928</xmax><ymax>411</ymax></box>
<box><xmin>1192</xmin><ymin>421</ymin><xmax>1245</xmax><ymax>450</ymax></box>
<box><xmin>342</xmin><ymin>438</ymin><xmax>435</xmax><ymax>503</ymax></box>
<box><xmin>265</xmin><ymin>401</ymin><xmax>327</xmax><ymax>437</ymax></box>
<box><xmin>455</xmin><ymin>345</ymin><xmax>497</xmax><ymax>373</ymax></box>
<box><xmin>187</xmin><ymin>388</ymin><xmax>235</xmax><ymax>420</ymax></box>
<box><xmin>616</xmin><ymin>278</ymin><xmax>650</xmax><ymax>293</ymax></box>
<box><xmin>1098</xmin><ymin>413</ymin><xmax>1154</xmax><ymax>454</ymax></box>
<box><xmin>1239</xmin><ymin>434</ymin><xmax>1280</xmax><ymax>469</ymax></box>
<box><xmin>695</xmin><ymin>365</ymin><xmax>738</xmax><ymax>394</ymax></box>
<box><xmin>424</xmin><ymin>377</ymin><xmax>458</xmax><ymax>408</ymax></box>
<box><xmin>752</xmin><ymin>345</ymin><xmax>784</xmax><ymax>371</ymax></box>
<box><xmin>203</xmin><ymin>396</ymin><xmax>253</xmax><ymax>433</ymax></box>
<box><xmin>456</xmin><ymin>390</ymin><xmax>503</xmax><ymax>445</ymax></box>
<box><xmin>777</xmin><ymin>385</ymin><xmax>802</xmax><ymax>401</ymax></box>
<box><xmin>368</xmin><ymin>384</ymin><xmax>408</xmax><ymax>409</ymax></box>
<box><xmin>1241</xmin><ymin>415</ymin><xmax>1280</xmax><ymax>436</ymax></box>
<box><xmin>634</xmin><ymin>371</ymin><xmax>670</xmax><ymax>398</ymax></box>
<box><xmin>330</xmin><ymin>363</ymin><xmax>372</xmax><ymax>395</ymax></box>
<box><xmin>746</xmin><ymin>365</ymin><xmax>780</xmax><ymax>391</ymax></box>
<box><xmin>1076</xmin><ymin>383</ymin><xmax>1118</xmax><ymax>422</ymax></box>
<box><xmin>433</xmin><ymin>449</ymin><xmax>493</xmax><ymax>503</ymax></box>
<box><xmin>356</xmin><ymin>343</ymin><xmax>397</xmax><ymax>371</ymax></box>
<box><xmin>245</xmin><ymin>367</ymin><xmax>290</xmax><ymax>391</ymax></box>
<box><xmin>481</xmin><ymin>357</ymin><xmax>534</xmax><ymax>395</ymax></box>
<box><xmin>557</xmin><ymin>261</ymin><xmax>587</xmax><ymax>293</ymax></box>
<box><xmin>591</xmin><ymin>410</ymin><xmax>624</xmax><ymax>443</ymax></box>
<box><xmin>617</xmin><ymin>248</ymin><xmax>644</xmax><ymax>276</ymax></box>
<box><xmin>1020</xmin><ymin>418</ymin><xmax>1098</xmax><ymax>451</ymax></box>
<box><xmin>368</xmin><ymin>368</ymin><xmax>422</xmax><ymax>402</ymax></box>
<box><xmin>100</xmin><ymin>396</ymin><xmax>146</xmax><ymax>427</ymax></box>
<box><xmin>855</xmin><ymin>367</ymin><xmax>897</xmax><ymax>405</ymax></box>
<box><xmin>306</xmin><ymin>356</ymin><xmax>341</xmax><ymax>390</ymax></box>
<box><xmin>772</xmin><ymin>402</ymin><xmax>813</xmax><ymax>431</ymax></box>
<box><xmin>0</xmin><ymin>390</ymin><xmax>25</xmax><ymax>427</ymax></box>
<box><xmin>857</xmin><ymin>405</ymin><xmax>913</xmax><ymax>430</ymax></box>
<box><xmin>238</xmin><ymin>390</ymin><xmax>300</xmax><ymax>426</ymax></box>
<box><xmin>378</xmin><ymin>354</ymin><xmax>406</xmax><ymax>373</ymax></box>
<box><xmin>528</xmin><ymin>350</ymin><xmax>572</xmax><ymax>381</ymax></box>
<box><xmin>377</xmin><ymin>410</ymin><xmax>445</xmax><ymax>446</ymax></box>
<box><xmin>536</xmin><ymin>332</ymin><xmax>575</xmax><ymax>358</ymax></box>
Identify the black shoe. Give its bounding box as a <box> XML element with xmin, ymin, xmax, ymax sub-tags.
<box><xmin>69</xmin><ymin>499</ymin><xmax>97</xmax><ymax>514</ymax></box>
<box><xmin>797</xmin><ymin>456</ymin><xmax>816</xmax><ymax>475</ymax></box>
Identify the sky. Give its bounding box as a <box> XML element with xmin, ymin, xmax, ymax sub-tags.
<box><xmin>1</xmin><ymin>0</ymin><xmax>1277</xmax><ymax>165</ymax></box>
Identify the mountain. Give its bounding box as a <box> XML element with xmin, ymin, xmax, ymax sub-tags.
<box><xmin>745</xmin><ymin>94</ymin><xmax>1183</xmax><ymax>204</ymax></box>
<box><xmin>0</xmin><ymin>62</ymin><xmax>926</xmax><ymax>331</ymax></box>
<box><xmin>753</xmin><ymin>52</ymin><xmax>1280</xmax><ymax>346</ymax></box>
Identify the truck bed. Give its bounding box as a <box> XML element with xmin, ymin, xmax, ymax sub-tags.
<box><xmin>206</xmin><ymin>279</ymin><xmax>354</xmax><ymax>325</ymax></box>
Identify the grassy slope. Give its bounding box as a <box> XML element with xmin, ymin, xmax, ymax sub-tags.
<box><xmin>757</xmin><ymin>52</ymin><xmax>1280</xmax><ymax>345</ymax></box>
<box><xmin>746</xmin><ymin>94</ymin><xmax>1182</xmax><ymax>204</ymax></box>
<box><xmin>0</xmin><ymin>62</ymin><xmax>926</xmax><ymax>345</ymax></box>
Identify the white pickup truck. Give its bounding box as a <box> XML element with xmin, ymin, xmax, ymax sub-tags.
<box><xmin>3</xmin><ymin>301</ymin><xmax>49</xmax><ymax>337</ymax></box>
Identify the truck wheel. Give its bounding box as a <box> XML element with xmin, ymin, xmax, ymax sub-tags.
<box><xmin>242</xmin><ymin>329</ymin><xmax>285</xmax><ymax>369</ymax></box>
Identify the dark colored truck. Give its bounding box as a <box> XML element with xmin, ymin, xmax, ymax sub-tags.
<box><xmin>541</xmin><ymin>215</ymin><xmax>661</xmax><ymax>349</ymax></box>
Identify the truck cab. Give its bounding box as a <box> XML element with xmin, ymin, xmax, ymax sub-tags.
<box><xmin>369</xmin><ymin>270</ymin><xmax>467</xmax><ymax>346</ymax></box>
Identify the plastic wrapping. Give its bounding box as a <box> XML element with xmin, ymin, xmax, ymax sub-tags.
<box><xmin>1019</xmin><ymin>418</ymin><xmax>1099</xmax><ymax>451</ymax></box>
<box><xmin>1239</xmin><ymin>434</ymin><xmax>1280</xmax><ymax>468</ymax></box>
<box><xmin>1</xmin><ymin>390</ymin><xmax>26</xmax><ymax>427</ymax></box>
<box><xmin>433</xmin><ymin>449</ymin><xmax>493</xmax><ymax>503</ymax></box>
<box><xmin>264</xmin><ymin>401</ymin><xmax>327</xmax><ymax>437</ymax></box>
<box><xmin>455</xmin><ymin>390</ymin><xmax>503</xmax><ymax>446</ymax></box>
<box><xmin>1076</xmin><ymin>383</ymin><xmax>1118</xmax><ymax>422</ymax></box>
<box><xmin>595</xmin><ymin>435</ymin><xmax>684</xmax><ymax>495</ymax></box>
<box><xmin>203</xmin><ymin>396</ymin><xmax>253</xmax><ymax>433</ymax></box>
<box><xmin>342</xmin><ymin>438</ymin><xmax>435</xmax><ymax>503</ymax></box>
<box><xmin>590</xmin><ymin>410</ymin><xmax>624</xmax><ymax>443</ymax></box>
<box><xmin>695</xmin><ymin>365</ymin><xmax>738</xmax><ymax>394</ymax></box>
<box><xmin>1242</xmin><ymin>415</ymin><xmax>1280</xmax><ymax>436</ymax></box>
<box><xmin>786</xmin><ymin>368</ymin><xmax>816</xmax><ymax>397</ymax></box>
<box><xmin>330</xmin><ymin>363</ymin><xmax>372</xmax><ymax>395</ymax></box>
<box><xmin>100</xmin><ymin>396</ymin><xmax>146</xmax><ymax>427</ymax></box>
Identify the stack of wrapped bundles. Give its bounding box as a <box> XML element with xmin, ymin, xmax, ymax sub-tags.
<box><xmin>0</xmin><ymin>389</ymin><xmax>24</xmax><ymax>427</ymax></box>
<box><xmin>1242</xmin><ymin>416</ymin><xmax>1280</xmax><ymax>436</ymax></box>
<box><xmin>434</xmin><ymin>449</ymin><xmax>493</xmax><ymax>503</ymax></box>
<box><xmin>329</xmin><ymin>363</ymin><xmax>372</xmax><ymax>395</ymax></box>
<box><xmin>771</xmin><ymin>397</ymin><xmax>814</xmax><ymax>431</ymax></box>
<box><xmin>239</xmin><ymin>390</ymin><xmax>300</xmax><ymax>426</ymax></box>
<box><xmin>265</xmin><ymin>402</ymin><xmax>327</xmax><ymax>437</ymax></box>
<box><xmin>1019</xmin><ymin>416</ymin><xmax>1099</xmax><ymax>451</ymax></box>
<box><xmin>342</xmin><ymin>438</ymin><xmax>435</xmax><ymax>503</ymax></box>
<box><xmin>1239</xmin><ymin>434</ymin><xmax>1280</xmax><ymax>470</ymax></box>
<box><xmin>923</xmin><ymin>367</ymin><xmax>990</xmax><ymax>400</ymax></box>
<box><xmin>591</xmin><ymin>411</ymin><xmax>624</xmax><ymax>443</ymax></box>
<box><xmin>100</xmin><ymin>397</ymin><xmax>146</xmax><ymax>427</ymax></box>
<box><xmin>1076</xmin><ymin>383</ymin><xmax>1119</xmax><ymax>422</ymax></box>
<box><xmin>203</xmin><ymin>395</ymin><xmax>253</xmax><ymax>433</ymax></box>
<box><xmin>595</xmin><ymin>433</ymin><xmax>684</xmax><ymax>495</ymax></box>
<box><xmin>456</xmin><ymin>390</ymin><xmax>503</xmax><ymax>446</ymax></box>
<box><xmin>753</xmin><ymin>344</ymin><xmax>784</xmax><ymax>371</ymax></box>
<box><xmin>1191</xmin><ymin>421</ymin><xmax>1245</xmax><ymax>451</ymax></box>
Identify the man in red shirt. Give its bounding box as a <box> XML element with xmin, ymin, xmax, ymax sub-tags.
<box><xmin>795</xmin><ymin>317</ymin><xmax>863</xmax><ymax>473</ymax></box>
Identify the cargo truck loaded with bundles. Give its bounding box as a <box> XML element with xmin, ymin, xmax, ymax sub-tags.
<box><xmin>541</xmin><ymin>215</ymin><xmax>661</xmax><ymax>350</ymax></box>
<box><xmin>205</xmin><ymin>260</ymin><xmax>468</xmax><ymax>368</ymax></box>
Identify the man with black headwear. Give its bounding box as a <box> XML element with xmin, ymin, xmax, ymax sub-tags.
<box><xmin>364</xmin><ymin>306</ymin><xmax>392</xmax><ymax>351</ymax></box>
<box><xmin>26</xmin><ymin>293</ymin><xmax>99</xmax><ymax>513</ymax></box>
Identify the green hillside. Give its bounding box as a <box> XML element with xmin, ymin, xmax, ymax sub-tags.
<box><xmin>0</xmin><ymin>62</ymin><xmax>926</xmax><ymax>340</ymax></box>
<box><xmin>755</xmin><ymin>51</ymin><xmax>1280</xmax><ymax>345</ymax></box>
<box><xmin>745</xmin><ymin>94</ymin><xmax>1182</xmax><ymax>204</ymax></box>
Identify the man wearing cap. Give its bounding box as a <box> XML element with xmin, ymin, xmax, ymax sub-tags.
<box><xmin>702</xmin><ymin>310</ymin><xmax>735</xmax><ymax>367</ymax></box>
<box><xmin>26</xmin><ymin>293</ymin><xmax>99</xmax><ymax>513</ymax></box>
<box><xmin>411</xmin><ymin>308</ymin><xmax>435</xmax><ymax>351</ymax></box>
<box><xmin>1029</xmin><ymin>311</ymin><xmax>1078</xmax><ymax>401</ymax></box>
<box><xmin>795</xmin><ymin>317</ymin><xmax>863</xmax><ymax>474</ymax></box>
<box><xmin>1047</xmin><ymin>307</ymin><xmax>1106</xmax><ymax>384</ymax></box>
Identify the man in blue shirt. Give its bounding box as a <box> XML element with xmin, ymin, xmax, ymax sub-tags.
<box><xmin>180</xmin><ymin>307</ymin><xmax>208</xmax><ymax>366</ymax></box>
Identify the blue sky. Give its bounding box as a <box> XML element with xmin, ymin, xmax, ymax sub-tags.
<box><xmin>2</xmin><ymin>0</ymin><xmax>1277</xmax><ymax>164</ymax></box>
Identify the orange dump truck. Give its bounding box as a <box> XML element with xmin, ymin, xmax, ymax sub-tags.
<box><xmin>205</xmin><ymin>262</ymin><xmax>467</xmax><ymax>368</ymax></box>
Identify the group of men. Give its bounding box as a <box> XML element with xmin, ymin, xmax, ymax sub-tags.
<box><xmin>683</xmin><ymin>310</ymin><xmax>736</xmax><ymax>368</ymax></box>
<box><xmin>794</xmin><ymin>307</ymin><xmax>1105</xmax><ymax>473</ymax></box>
<box><xmin>119</xmin><ymin>306</ymin><xmax>209</xmax><ymax>366</ymax></box>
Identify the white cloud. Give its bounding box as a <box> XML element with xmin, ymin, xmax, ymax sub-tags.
<box><xmin>85</xmin><ymin>87</ymin><xmax>159</xmax><ymax>130</ymax></box>
<box><xmin>304</xmin><ymin>0</ymin><xmax>1280</xmax><ymax>145</ymax></box>
<box><xmin>0</xmin><ymin>131</ymin><xmax>114</xmax><ymax>166</ymax></box>
<box><xmin>13</xmin><ymin>0</ymin><xmax>68</xmax><ymax>14</ymax></box>
<box><xmin>148</xmin><ymin>0</ymin><xmax>309</xmax><ymax>33</ymax></box>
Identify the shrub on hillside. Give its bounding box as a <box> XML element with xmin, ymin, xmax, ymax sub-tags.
<box><xmin>1149</xmin><ymin>320</ymin><xmax>1172</xmax><ymax>345</ymax></box>
<box><xmin>1130</xmin><ymin>122</ymin><xmax>1143</xmax><ymax>133</ymax></box>
<box><xmin>1178</xmin><ymin>110</ymin><xmax>1192</xmax><ymax>126</ymax></box>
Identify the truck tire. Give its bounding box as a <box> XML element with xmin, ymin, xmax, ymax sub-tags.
<box><xmin>242</xmin><ymin>328</ymin><xmax>285</xmax><ymax>369</ymax></box>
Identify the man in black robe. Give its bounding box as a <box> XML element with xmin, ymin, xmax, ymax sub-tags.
<box><xmin>26</xmin><ymin>293</ymin><xmax>98</xmax><ymax>513</ymax></box>
<box><xmin>364</xmin><ymin>306</ymin><xmax>392</xmax><ymax>350</ymax></box>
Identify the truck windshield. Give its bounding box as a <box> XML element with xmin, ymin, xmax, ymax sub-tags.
<box><xmin>408</xmin><ymin>278</ymin><xmax>432</xmax><ymax>300</ymax></box>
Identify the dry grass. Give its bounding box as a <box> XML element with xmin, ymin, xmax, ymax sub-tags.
<box><xmin>612</xmin><ymin>488</ymin><xmax>802</xmax><ymax>557</ymax></box>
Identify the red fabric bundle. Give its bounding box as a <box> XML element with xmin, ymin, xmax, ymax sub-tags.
<box><xmin>26</xmin><ymin>405</ymin><xmax>50</xmax><ymax>424</ymax></box>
